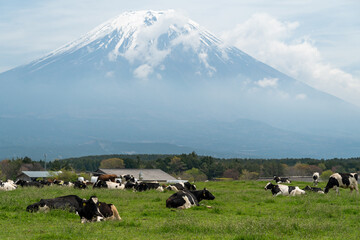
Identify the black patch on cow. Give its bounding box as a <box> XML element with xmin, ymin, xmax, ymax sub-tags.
<box><xmin>26</xmin><ymin>195</ymin><xmax>84</xmax><ymax>213</ymax></box>
<box><xmin>125</xmin><ymin>181</ymin><xmax>137</xmax><ymax>189</ymax></box>
<box><xmin>339</xmin><ymin>173</ymin><xmax>351</xmax><ymax>186</ymax></box>
<box><xmin>166</xmin><ymin>191</ymin><xmax>189</xmax><ymax>208</ymax></box>
<box><xmin>271</xmin><ymin>185</ymin><xmax>281</xmax><ymax>195</ymax></box>
<box><xmin>93</xmin><ymin>180</ymin><xmax>108</xmax><ymax>188</ymax></box>
<box><xmin>78</xmin><ymin>196</ymin><xmax>103</xmax><ymax>221</ymax></box>
<box><xmin>74</xmin><ymin>181</ymin><xmax>87</xmax><ymax>189</ymax></box>
<box><xmin>288</xmin><ymin>186</ymin><xmax>296</xmax><ymax>194</ymax></box>
<box><xmin>98</xmin><ymin>203</ymin><xmax>114</xmax><ymax>218</ymax></box>
<box><xmin>265</xmin><ymin>183</ymin><xmax>281</xmax><ymax>195</ymax></box>
<box><xmin>324</xmin><ymin>177</ymin><xmax>339</xmax><ymax>193</ymax></box>
<box><xmin>166</xmin><ymin>188</ymin><xmax>215</xmax><ymax>209</ymax></box>
<box><xmin>184</xmin><ymin>182</ymin><xmax>196</xmax><ymax>191</ymax></box>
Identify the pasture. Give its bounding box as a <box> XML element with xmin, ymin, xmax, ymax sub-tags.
<box><xmin>1</xmin><ymin>181</ymin><xmax>360</xmax><ymax>239</ymax></box>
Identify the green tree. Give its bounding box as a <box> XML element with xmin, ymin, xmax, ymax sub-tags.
<box><xmin>169</xmin><ymin>156</ymin><xmax>186</xmax><ymax>174</ymax></box>
<box><xmin>179</xmin><ymin>168</ymin><xmax>207</xmax><ymax>182</ymax></box>
<box><xmin>321</xmin><ymin>170</ymin><xmax>333</xmax><ymax>181</ymax></box>
<box><xmin>55</xmin><ymin>169</ymin><xmax>79</xmax><ymax>182</ymax></box>
<box><xmin>99</xmin><ymin>158</ymin><xmax>125</xmax><ymax>169</ymax></box>
<box><xmin>239</xmin><ymin>169</ymin><xmax>259</xmax><ymax>180</ymax></box>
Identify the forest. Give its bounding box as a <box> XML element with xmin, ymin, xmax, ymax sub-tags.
<box><xmin>1</xmin><ymin>153</ymin><xmax>360</xmax><ymax>181</ymax></box>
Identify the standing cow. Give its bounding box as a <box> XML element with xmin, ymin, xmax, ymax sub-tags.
<box><xmin>324</xmin><ymin>173</ymin><xmax>358</xmax><ymax>195</ymax></box>
<box><xmin>312</xmin><ymin>172</ymin><xmax>320</xmax><ymax>186</ymax></box>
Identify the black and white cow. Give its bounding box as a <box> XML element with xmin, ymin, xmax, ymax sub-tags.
<box><xmin>135</xmin><ymin>182</ymin><xmax>164</xmax><ymax>192</ymax></box>
<box><xmin>264</xmin><ymin>182</ymin><xmax>305</xmax><ymax>196</ymax></box>
<box><xmin>273</xmin><ymin>176</ymin><xmax>291</xmax><ymax>184</ymax></box>
<box><xmin>26</xmin><ymin>195</ymin><xmax>121</xmax><ymax>223</ymax></box>
<box><xmin>26</xmin><ymin>195</ymin><xmax>85</xmax><ymax>213</ymax></box>
<box><xmin>312</xmin><ymin>172</ymin><xmax>320</xmax><ymax>186</ymax></box>
<box><xmin>15</xmin><ymin>179</ymin><xmax>43</xmax><ymax>188</ymax></box>
<box><xmin>302</xmin><ymin>185</ymin><xmax>324</xmax><ymax>194</ymax></box>
<box><xmin>74</xmin><ymin>180</ymin><xmax>87</xmax><ymax>189</ymax></box>
<box><xmin>0</xmin><ymin>180</ymin><xmax>17</xmax><ymax>191</ymax></box>
<box><xmin>78</xmin><ymin>196</ymin><xmax>121</xmax><ymax>223</ymax></box>
<box><xmin>166</xmin><ymin>182</ymin><xmax>197</xmax><ymax>192</ymax></box>
<box><xmin>324</xmin><ymin>173</ymin><xmax>359</xmax><ymax>195</ymax></box>
<box><xmin>125</xmin><ymin>181</ymin><xmax>138</xmax><ymax>190</ymax></box>
<box><xmin>93</xmin><ymin>180</ymin><xmax>125</xmax><ymax>189</ymax></box>
<box><xmin>166</xmin><ymin>188</ymin><xmax>215</xmax><ymax>209</ymax></box>
<box><xmin>120</xmin><ymin>174</ymin><xmax>136</xmax><ymax>183</ymax></box>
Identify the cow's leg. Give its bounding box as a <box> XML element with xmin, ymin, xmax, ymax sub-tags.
<box><xmin>335</xmin><ymin>186</ymin><xmax>340</xmax><ymax>195</ymax></box>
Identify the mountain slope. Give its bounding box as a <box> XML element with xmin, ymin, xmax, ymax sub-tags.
<box><xmin>1</xmin><ymin>10</ymin><xmax>360</xmax><ymax>159</ymax></box>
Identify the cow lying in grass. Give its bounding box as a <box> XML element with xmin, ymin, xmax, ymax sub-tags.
<box><xmin>0</xmin><ymin>180</ymin><xmax>17</xmax><ymax>191</ymax></box>
<box><xmin>303</xmin><ymin>185</ymin><xmax>324</xmax><ymax>194</ymax></box>
<box><xmin>166</xmin><ymin>188</ymin><xmax>215</xmax><ymax>209</ymax></box>
<box><xmin>273</xmin><ymin>176</ymin><xmax>291</xmax><ymax>184</ymax></box>
<box><xmin>26</xmin><ymin>195</ymin><xmax>121</xmax><ymax>223</ymax></box>
<box><xmin>166</xmin><ymin>182</ymin><xmax>197</xmax><ymax>192</ymax></box>
<box><xmin>93</xmin><ymin>180</ymin><xmax>125</xmax><ymax>189</ymax></box>
<box><xmin>324</xmin><ymin>173</ymin><xmax>358</xmax><ymax>195</ymax></box>
<box><xmin>264</xmin><ymin>182</ymin><xmax>305</xmax><ymax>196</ymax></box>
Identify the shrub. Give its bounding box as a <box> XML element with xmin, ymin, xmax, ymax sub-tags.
<box><xmin>320</xmin><ymin>170</ymin><xmax>333</xmax><ymax>181</ymax></box>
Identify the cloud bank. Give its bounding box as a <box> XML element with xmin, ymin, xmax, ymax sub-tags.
<box><xmin>222</xmin><ymin>13</ymin><xmax>360</xmax><ymax>106</ymax></box>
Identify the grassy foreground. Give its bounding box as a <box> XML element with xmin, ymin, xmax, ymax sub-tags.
<box><xmin>1</xmin><ymin>181</ymin><xmax>360</xmax><ymax>240</ymax></box>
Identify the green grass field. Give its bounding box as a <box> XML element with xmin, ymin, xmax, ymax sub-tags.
<box><xmin>1</xmin><ymin>181</ymin><xmax>360</xmax><ymax>240</ymax></box>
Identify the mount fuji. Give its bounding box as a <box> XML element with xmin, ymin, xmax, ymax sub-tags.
<box><xmin>1</xmin><ymin>10</ymin><xmax>360</xmax><ymax>159</ymax></box>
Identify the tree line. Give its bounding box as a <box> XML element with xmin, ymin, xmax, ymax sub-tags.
<box><xmin>1</xmin><ymin>153</ymin><xmax>360</xmax><ymax>181</ymax></box>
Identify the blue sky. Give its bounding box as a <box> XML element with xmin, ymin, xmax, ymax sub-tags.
<box><xmin>1</xmin><ymin>0</ymin><xmax>359</xmax><ymax>105</ymax></box>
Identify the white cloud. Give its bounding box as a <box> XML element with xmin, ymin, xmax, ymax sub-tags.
<box><xmin>134</xmin><ymin>64</ymin><xmax>153</xmax><ymax>79</ymax></box>
<box><xmin>105</xmin><ymin>71</ymin><xmax>114</xmax><ymax>78</ymax></box>
<box><xmin>295</xmin><ymin>93</ymin><xmax>307</xmax><ymax>100</ymax></box>
<box><xmin>221</xmin><ymin>13</ymin><xmax>360</xmax><ymax>106</ymax></box>
<box><xmin>198</xmin><ymin>51</ymin><xmax>216</xmax><ymax>76</ymax></box>
<box><xmin>256</xmin><ymin>77</ymin><xmax>278</xmax><ymax>88</ymax></box>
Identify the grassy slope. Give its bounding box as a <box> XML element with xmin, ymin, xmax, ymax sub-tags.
<box><xmin>0</xmin><ymin>181</ymin><xmax>360</xmax><ymax>240</ymax></box>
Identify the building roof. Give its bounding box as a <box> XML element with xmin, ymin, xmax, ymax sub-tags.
<box><xmin>19</xmin><ymin>171</ymin><xmax>62</xmax><ymax>178</ymax></box>
<box><xmin>96</xmin><ymin>169</ymin><xmax>177</xmax><ymax>181</ymax></box>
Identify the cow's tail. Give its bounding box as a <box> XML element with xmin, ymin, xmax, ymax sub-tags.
<box><xmin>110</xmin><ymin>204</ymin><xmax>121</xmax><ymax>221</ymax></box>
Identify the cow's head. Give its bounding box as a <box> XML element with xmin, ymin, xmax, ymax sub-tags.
<box><xmin>79</xmin><ymin>196</ymin><xmax>104</xmax><ymax>223</ymax></box>
<box><xmin>264</xmin><ymin>182</ymin><xmax>275</xmax><ymax>190</ymax></box>
<box><xmin>201</xmin><ymin>188</ymin><xmax>215</xmax><ymax>200</ymax></box>
<box><xmin>26</xmin><ymin>199</ymin><xmax>49</xmax><ymax>212</ymax></box>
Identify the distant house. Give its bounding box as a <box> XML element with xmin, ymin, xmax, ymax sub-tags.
<box><xmin>16</xmin><ymin>171</ymin><xmax>62</xmax><ymax>182</ymax></box>
<box><xmin>94</xmin><ymin>168</ymin><xmax>177</xmax><ymax>182</ymax></box>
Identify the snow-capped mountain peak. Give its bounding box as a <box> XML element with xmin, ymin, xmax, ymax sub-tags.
<box><xmin>30</xmin><ymin>10</ymin><xmax>228</xmax><ymax>79</ymax></box>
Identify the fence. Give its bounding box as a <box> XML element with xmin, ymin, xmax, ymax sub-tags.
<box><xmin>257</xmin><ymin>176</ymin><xmax>319</xmax><ymax>182</ymax></box>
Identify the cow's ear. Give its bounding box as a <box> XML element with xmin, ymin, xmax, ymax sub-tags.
<box><xmin>203</xmin><ymin>187</ymin><xmax>207</xmax><ymax>190</ymax></box>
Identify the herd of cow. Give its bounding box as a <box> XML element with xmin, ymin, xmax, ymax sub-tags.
<box><xmin>0</xmin><ymin>174</ymin><xmax>216</xmax><ymax>223</ymax></box>
<box><xmin>1</xmin><ymin>171</ymin><xmax>359</xmax><ymax>223</ymax></box>
<box><xmin>267</xmin><ymin>172</ymin><xmax>359</xmax><ymax>196</ymax></box>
